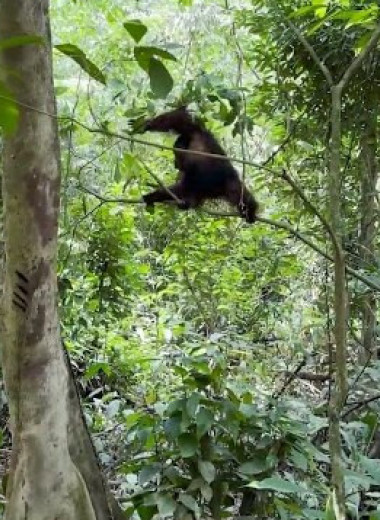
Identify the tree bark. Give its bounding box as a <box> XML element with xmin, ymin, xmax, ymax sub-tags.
<box><xmin>0</xmin><ymin>1</ymin><xmax>122</xmax><ymax>519</ymax></box>
<box><xmin>327</xmin><ymin>84</ymin><xmax>347</xmax><ymax>520</ymax></box>
<box><xmin>358</xmin><ymin>100</ymin><xmax>378</xmax><ymax>363</ymax></box>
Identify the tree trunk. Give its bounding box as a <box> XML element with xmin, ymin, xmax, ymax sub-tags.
<box><xmin>358</xmin><ymin>100</ymin><xmax>378</xmax><ymax>363</ymax></box>
<box><xmin>327</xmin><ymin>84</ymin><xmax>347</xmax><ymax>520</ymax></box>
<box><xmin>0</xmin><ymin>1</ymin><xmax>122</xmax><ymax>519</ymax></box>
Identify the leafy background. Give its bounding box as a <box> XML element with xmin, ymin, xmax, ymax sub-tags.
<box><xmin>1</xmin><ymin>0</ymin><xmax>380</xmax><ymax>518</ymax></box>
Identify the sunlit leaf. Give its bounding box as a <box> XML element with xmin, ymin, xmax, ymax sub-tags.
<box><xmin>247</xmin><ymin>476</ymin><xmax>305</xmax><ymax>495</ymax></box>
<box><xmin>55</xmin><ymin>43</ymin><xmax>106</xmax><ymax>84</ymax></box>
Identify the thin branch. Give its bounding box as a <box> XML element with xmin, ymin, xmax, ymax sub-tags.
<box><xmin>273</xmin><ymin>356</ymin><xmax>308</xmax><ymax>398</ymax></box>
<box><xmin>340</xmin><ymin>23</ymin><xmax>380</xmax><ymax>89</ymax></box>
<box><xmin>281</xmin><ymin>168</ymin><xmax>338</xmax><ymax>249</ymax></box>
<box><xmin>137</xmin><ymin>159</ymin><xmax>182</xmax><ymax>205</ymax></box>
<box><xmin>285</xmin><ymin>18</ymin><xmax>333</xmax><ymax>86</ymax></box>
<box><xmin>282</xmin><ymin>370</ymin><xmax>330</xmax><ymax>382</ymax></box>
<box><xmin>59</xmin><ymin>200</ymin><xmax>104</xmax><ymax>269</ymax></box>
<box><xmin>258</xmin><ymin>217</ymin><xmax>380</xmax><ymax>292</ymax></box>
<box><xmin>77</xmin><ymin>139</ymin><xmax>122</xmax><ymax>180</ymax></box>
<box><xmin>342</xmin><ymin>392</ymin><xmax>380</xmax><ymax>419</ymax></box>
<box><xmin>77</xmin><ymin>184</ymin><xmax>141</xmax><ymax>204</ymax></box>
<box><xmin>262</xmin><ymin>99</ymin><xmax>315</xmax><ymax>167</ymax></box>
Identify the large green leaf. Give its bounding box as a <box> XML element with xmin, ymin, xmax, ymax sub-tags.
<box><xmin>148</xmin><ymin>58</ymin><xmax>173</xmax><ymax>98</ymax></box>
<box><xmin>239</xmin><ymin>457</ymin><xmax>272</xmax><ymax>476</ymax></box>
<box><xmin>55</xmin><ymin>43</ymin><xmax>106</xmax><ymax>84</ymax></box>
<box><xmin>247</xmin><ymin>476</ymin><xmax>305</xmax><ymax>495</ymax></box>
<box><xmin>139</xmin><ymin>463</ymin><xmax>161</xmax><ymax>485</ymax></box>
<box><xmin>178</xmin><ymin>433</ymin><xmax>198</xmax><ymax>458</ymax></box>
<box><xmin>156</xmin><ymin>494</ymin><xmax>176</xmax><ymax>517</ymax></box>
<box><xmin>179</xmin><ymin>493</ymin><xmax>199</xmax><ymax>514</ymax></box>
<box><xmin>186</xmin><ymin>392</ymin><xmax>201</xmax><ymax>417</ymax></box>
<box><xmin>198</xmin><ymin>460</ymin><xmax>216</xmax><ymax>483</ymax></box>
<box><xmin>123</xmin><ymin>20</ymin><xmax>147</xmax><ymax>43</ymax></box>
<box><xmin>196</xmin><ymin>407</ymin><xmax>214</xmax><ymax>437</ymax></box>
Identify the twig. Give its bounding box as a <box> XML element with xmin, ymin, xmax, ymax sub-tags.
<box><xmin>273</xmin><ymin>356</ymin><xmax>308</xmax><ymax>398</ymax></box>
<box><xmin>281</xmin><ymin>168</ymin><xmax>338</xmax><ymax>249</ymax></box>
<box><xmin>137</xmin><ymin>159</ymin><xmax>182</xmax><ymax>205</ymax></box>
<box><xmin>282</xmin><ymin>370</ymin><xmax>330</xmax><ymax>382</ymax></box>
<box><xmin>342</xmin><ymin>393</ymin><xmax>380</xmax><ymax>419</ymax></box>
<box><xmin>77</xmin><ymin>184</ymin><xmax>141</xmax><ymax>204</ymax></box>
<box><xmin>285</xmin><ymin>18</ymin><xmax>333</xmax><ymax>86</ymax></box>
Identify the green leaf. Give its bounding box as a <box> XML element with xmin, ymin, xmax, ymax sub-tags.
<box><xmin>134</xmin><ymin>45</ymin><xmax>176</xmax><ymax>71</ymax></box>
<box><xmin>312</xmin><ymin>0</ymin><xmax>328</xmax><ymax>17</ymax></box>
<box><xmin>0</xmin><ymin>35</ymin><xmax>44</xmax><ymax>50</ymax></box>
<box><xmin>0</xmin><ymin>82</ymin><xmax>19</xmax><ymax>135</ymax></box>
<box><xmin>164</xmin><ymin>415</ymin><xmax>182</xmax><ymax>440</ymax></box>
<box><xmin>123</xmin><ymin>19</ymin><xmax>148</xmax><ymax>43</ymax></box>
<box><xmin>137</xmin><ymin>505</ymin><xmax>156</xmax><ymax>520</ymax></box>
<box><xmin>148</xmin><ymin>58</ymin><xmax>173</xmax><ymax>99</ymax></box>
<box><xmin>179</xmin><ymin>493</ymin><xmax>199</xmax><ymax>514</ymax></box>
<box><xmin>239</xmin><ymin>458</ymin><xmax>271</xmax><ymax>476</ymax></box>
<box><xmin>200</xmin><ymin>482</ymin><xmax>213</xmax><ymax>501</ymax></box>
<box><xmin>179</xmin><ymin>0</ymin><xmax>193</xmax><ymax>5</ymax></box>
<box><xmin>139</xmin><ymin>463</ymin><xmax>161</xmax><ymax>485</ymax></box>
<box><xmin>360</xmin><ymin>456</ymin><xmax>380</xmax><ymax>484</ymax></box>
<box><xmin>247</xmin><ymin>476</ymin><xmax>305</xmax><ymax>495</ymax></box>
<box><xmin>84</xmin><ymin>362</ymin><xmax>110</xmax><ymax>378</ymax></box>
<box><xmin>186</xmin><ymin>392</ymin><xmax>200</xmax><ymax>418</ymax></box>
<box><xmin>55</xmin><ymin>44</ymin><xmax>106</xmax><ymax>85</ymax></box>
<box><xmin>289</xmin><ymin>449</ymin><xmax>308</xmax><ymax>472</ymax></box>
<box><xmin>178</xmin><ymin>433</ymin><xmax>198</xmax><ymax>458</ymax></box>
<box><xmin>198</xmin><ymin>460</ymin><xmax>216</xmax><ymax>483</ymax></box>
<box><xmin>196</xmin><ymin>407</ymin><xmax>214</xmax><ymax>437</ymax></box>
<box><xmin>290</xmin><ymin>5</ymin><xmax>325</xmax><ymax>18</ymax></box>
<box><xmin>156</xmin><ymin>494</ymin><xmax>176</xmax><ymax>517</ymax></box>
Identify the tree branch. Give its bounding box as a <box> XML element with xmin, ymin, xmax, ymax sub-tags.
<box><xmin>285</xmin><ymin>18</ymin><xmax>333</xmax><ymax>86</ymax></box>
<box><xmin>340</xmin><ymin>23</ymin><xmax>380</xmax><ymax>89</ymax></box>
<box><xmin>280</xmin><ymin>168</ymin><xmax>338</xmax><ymax>249</ymax></box>
<box><xmin>137</xmin><ymin>159</ymin><xmax>182</xmax><ymax>205</ymax></box>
